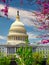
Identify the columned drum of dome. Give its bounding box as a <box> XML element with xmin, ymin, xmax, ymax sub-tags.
<box><xmin>7</xmin><ymin>11</ymin><xmax>28</xmax><ymax>45</ymax></box>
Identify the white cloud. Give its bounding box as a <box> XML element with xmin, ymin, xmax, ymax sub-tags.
<box><xmin>27</xmin><ymin>32</ymin><xmax>37</xmax><ymax>39</ymax></box>
<box><xmin>0</xmin><ymin>4</ymin><xmax>37</xmax><ymax>26</ymax></box>
<box><xmin>27</xmin><ymin>32</ymin><xmax>42</xmax><ymax>44</ymax></box>
<box><xmin>0</xmin><ymin>35</ymin><xmax>7</xmax><ymax>40</ymax></box>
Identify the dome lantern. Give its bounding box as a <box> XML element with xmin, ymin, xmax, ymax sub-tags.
<box><xmin>16</xmin><ymin>11</ymin><xmax>20</xmax><ymax>21</ymax></box>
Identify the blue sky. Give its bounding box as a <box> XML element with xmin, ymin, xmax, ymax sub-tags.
<box><xmin>0</xmin><ymin>0</ymin><xmax>48</xmax><ymax>44</ymax></box>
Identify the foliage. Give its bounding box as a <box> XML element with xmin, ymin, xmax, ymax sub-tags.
<box><xmin>0</xmin><ymin>50</ymin><xmax>47</xmax><ymax>65</ymax></box>
<box><xmin>46</xmin><ymin>57</ymin><xmax>49</xmax><ymax>65</ymax></box>
<box><xmin>15</xmin><ymin>57</ymin><xmax>23</xmax><ymax>65</ymax></box>
<box><xmin>32</xmin><ymin>52</ymin><xmax>43</xmax><ymax>65</ymax></box>
<box><xmin>16</xmin><ymin>46</ymin><xmax>33</xmax><ymax>65</ymax></box>
<box><xmin>25</xmin><ymin>38</ymin><xmax>29</xmax><ymax>44</ymax></box>
<box><xmin>0</xmin><ymin>56</ymin><xmax>11</xmax><ymax>65</ymax></box>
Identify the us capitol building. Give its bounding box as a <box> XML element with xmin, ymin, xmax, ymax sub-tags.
<box><xmin>0</xmin><ymin>11</ymin><xmax>28</xmax><ymax>55</ymax></box>
<box><xmin>0</xmin><ymin>11</ymin><xmax>49</xmax><ymax>58</ymax></box>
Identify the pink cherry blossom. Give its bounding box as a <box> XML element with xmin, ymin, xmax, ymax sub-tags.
<box><xmin>37</xmin><ymin>0</ymin><xmax>41</xmax><ymax>5</ymax></box>
<box><xmin>41</xmin><ymin>39</ymin><xmax>48</xmax><ymax>44</ymax></box>
<box><xmin>1</xmin><ymin>6</ymin><xmax>8</xmax><ymax>17</ymax></box>
<box><xmin>2</xmin><ymin>0</ymin><xmax>6</xmax><ymax>3</ymax></box>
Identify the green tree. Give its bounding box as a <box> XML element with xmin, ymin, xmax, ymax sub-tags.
<box><xmin>17</xmin><ymin>38</ymin><xmax>33</xmax><ymax>65</ymax></box>
<box><xmin>32</xmin><ymin>52</ymin><xmax>43</xmax><ymax>65</ymax></box>
<box><xmin>16</xmin><ymin>46</ymin><xmax>33</xmax><ymax>65</ymax></box>
<box><xmin>0</xmin><ymin>56</ymin><xmax>10</xmax><ymax>65</ymax></box>
<box><xmin>46</xmin><ymin>57</ymin><xmax>49</xmax><ymax>65</ymax></box>
<box><xmin>25</xmin><ymin>38</ymin><xmax>29</xmax><ymax>44</ymax></box>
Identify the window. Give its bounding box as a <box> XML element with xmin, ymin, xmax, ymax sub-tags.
<box><xmin>21</xmin><ymin>36</ymin><xmax>25</xmax><ymax>41</ymax></box>
<box><xmin>16</xmin><ymin>37</ymin><xmax>17</xmax><ymax>40</ymax></box>
<box><xmin>39</xmin><ymin>48</ymin><xmax>41</xmax><ymax>50</ymax></box>
<box><xmin>7</xmin><ymin>48</ymin><xmax>15</xmax><ymax>54</ymax></box>
<box><xmin>17</xmin><ymin>36</ymin><xmax>20</xmax><ymax>40</ymax></box>
<box><xmin>45</xmin><ymin>54</ymin><xmax>47</xmax><ymax>58</ymax></box>
<box><xmin>46</xmin><ymin>51</ymin><xmax>47</xmax><ymax>54</ymax></box>
<box><xmin>46</xmin><ymin>48</ymin><xmax>47</xmax><ymax>51</ymax></box>
<box><xmin>2</xmin><ymin>48</ymin><xmax>4</xmax><ymax>49</ymax></box>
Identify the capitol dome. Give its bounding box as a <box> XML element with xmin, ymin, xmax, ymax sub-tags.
<box><xmin>7</xmin><ymin>11</ymin><xmax>28</xmax><ymax>45</ymax></box>
<box><xmin>11</xmin><ymin>19</ymin><xmax>24</xmax><ymax>26</ymax></box>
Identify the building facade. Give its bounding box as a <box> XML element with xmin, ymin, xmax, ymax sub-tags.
<box><xmin>36</xmin><ymin>45</ymin><xmax>49</xmax><ymax>58</ymax></box>
<box><xmin>0</xmin><ymin>44</ymin><xmax>7</xmax><ymax>56</ymax></box>
<box><xmin>30</xmin><ymin>44</ymin><xmax>49</xmax><ymax>58</ymax></box>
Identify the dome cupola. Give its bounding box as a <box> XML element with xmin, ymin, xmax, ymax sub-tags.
<box><xmin>7</xmin><ymin>11</ymin><xmax>28</xmax><ymax>45</ymax></box>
